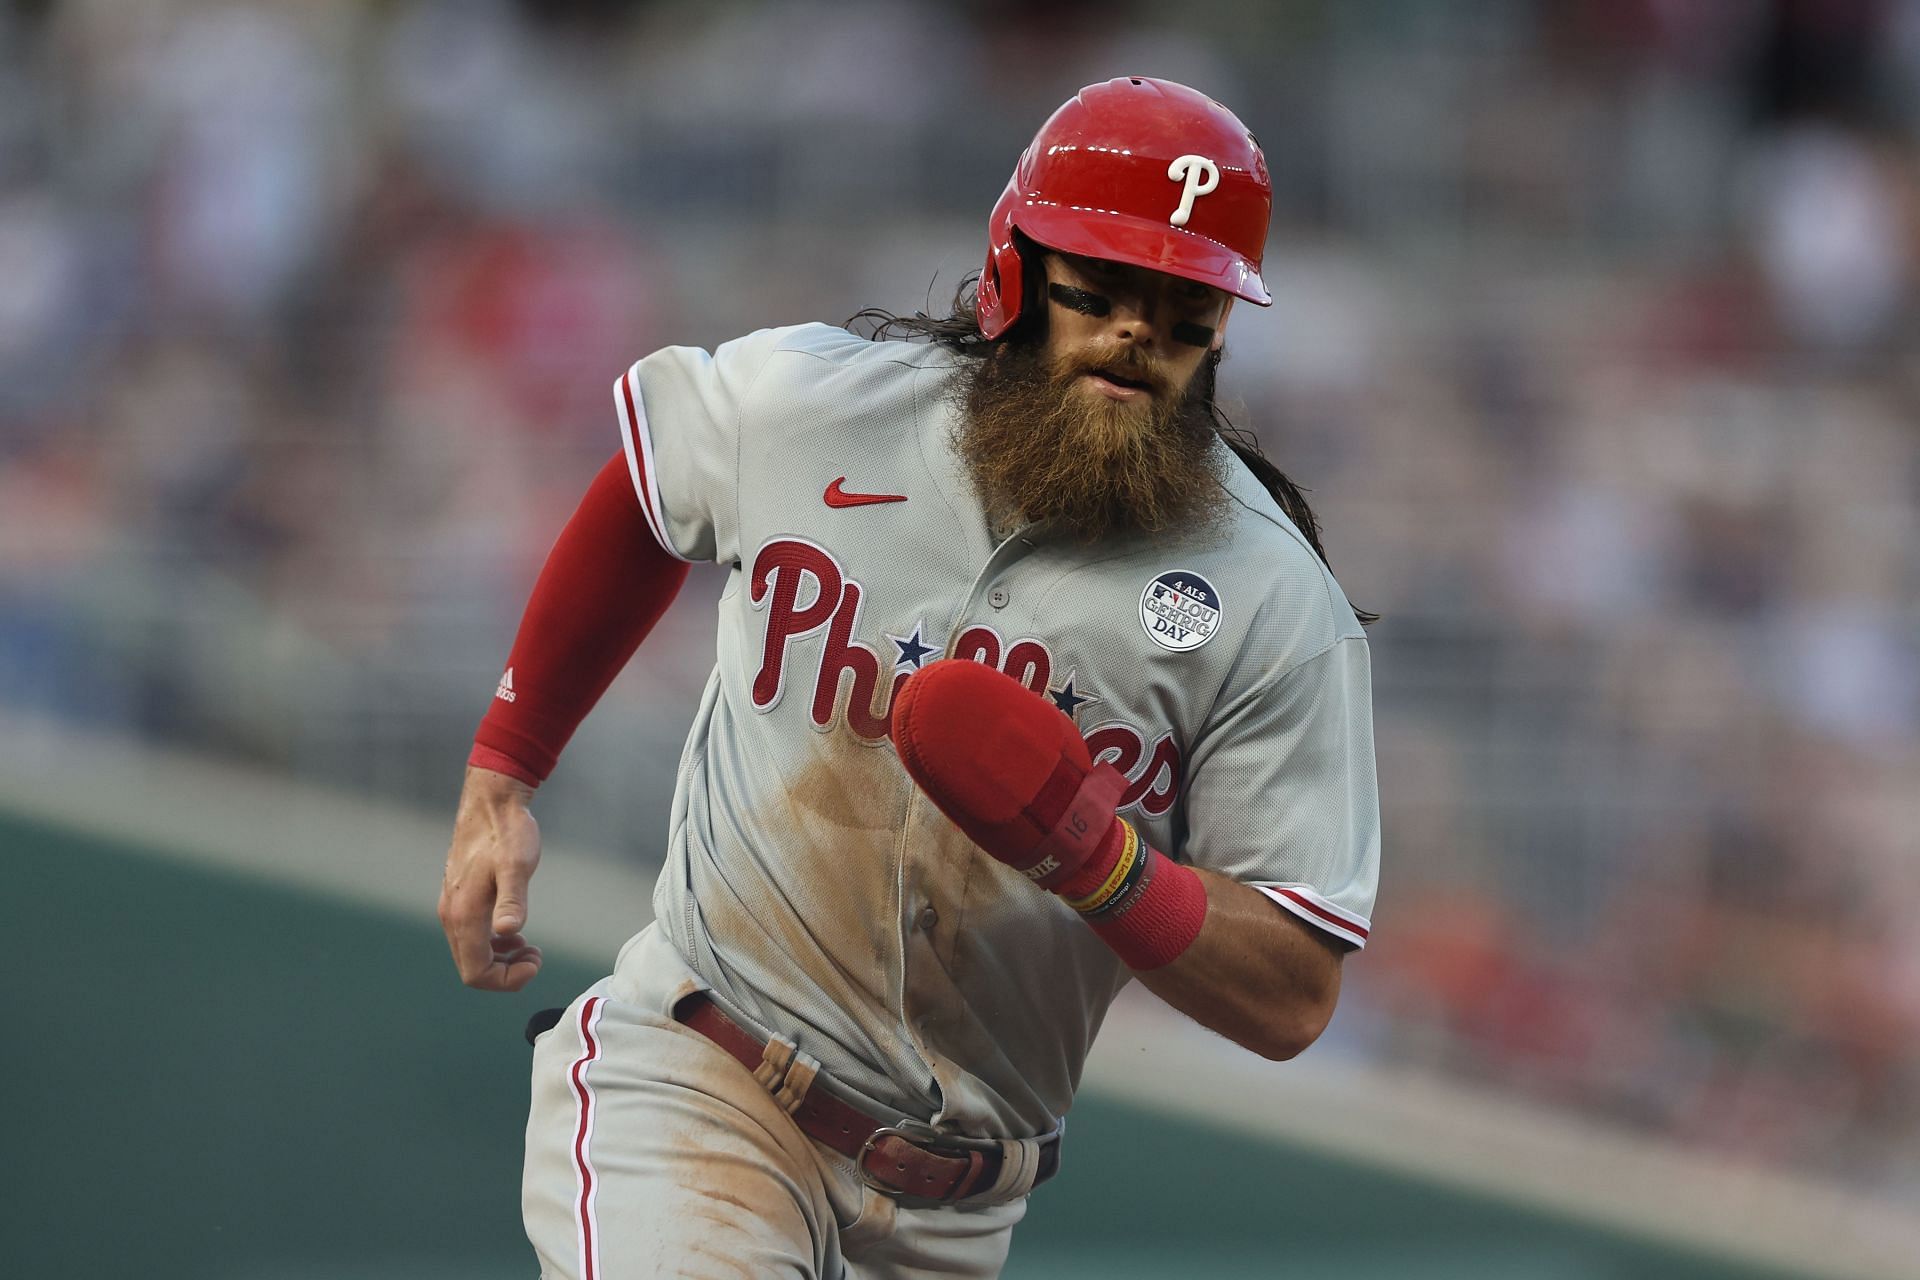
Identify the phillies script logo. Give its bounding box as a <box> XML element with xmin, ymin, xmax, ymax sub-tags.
<box><xmin>750</xmin><ymin>537</ymin><xmax>1182</xmax><ymax>815</ymax></box>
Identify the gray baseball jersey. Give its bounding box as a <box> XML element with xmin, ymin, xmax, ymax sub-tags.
<box><xmin>611</xmin><ymin>321</ymin><xmax>1378</xmax><ymax>1140</ymax></box>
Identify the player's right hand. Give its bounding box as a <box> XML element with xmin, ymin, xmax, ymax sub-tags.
<box><xmin>439</xmin><ymin>764</ymin><xmax>545</xmax><ymax>991</ymax></box>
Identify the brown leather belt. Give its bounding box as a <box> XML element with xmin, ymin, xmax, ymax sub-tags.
<box><xmin>674</xmin><ymin>991</ymin><xmax>1061</xmax><ymax>1208</ymax></box>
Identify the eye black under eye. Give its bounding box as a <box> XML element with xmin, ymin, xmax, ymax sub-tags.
<box><xmin>1047</xmin><ymin>283</ymin><xmax>1111</xmax><ymax>317</ymax></box>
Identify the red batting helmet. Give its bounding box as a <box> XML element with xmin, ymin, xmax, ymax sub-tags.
<box><xmin>977</xmin><ymin>77</ymin><xmax>1273</xmax><ymax>340</ymax></box>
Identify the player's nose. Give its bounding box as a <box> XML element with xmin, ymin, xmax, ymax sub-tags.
<box><xmin>1106</xmin><ymin>292</ymin><xmax>1161</xmax><ymax>345</ymax></box>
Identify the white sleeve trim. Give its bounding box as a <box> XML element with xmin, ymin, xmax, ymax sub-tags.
<box><xmin>1252</xmin><ymin>883</ymin><xmax>1371</xmax><ymax>949</ymax></box>
<box><xmin>614</xmin><ymin>365</ymin><xmax>691</xmax><ymax>563</ymax></box>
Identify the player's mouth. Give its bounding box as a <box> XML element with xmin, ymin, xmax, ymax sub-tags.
<box><xmin>1082</xmin><ymin>367</ymin><xmax>1155</xmax><ymax>401</ymax></box>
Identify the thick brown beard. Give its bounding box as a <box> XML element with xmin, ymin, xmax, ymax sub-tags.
<box><xmin>951</xmin><ymin>342</ymin><xmax>1228</xmax><ymax>544</ymax></box>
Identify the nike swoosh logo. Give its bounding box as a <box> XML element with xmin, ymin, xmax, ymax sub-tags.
<box><xmin>824</xmin><ymin>477</ymin><xmax>908</xmax><ymax>508</ymax></box>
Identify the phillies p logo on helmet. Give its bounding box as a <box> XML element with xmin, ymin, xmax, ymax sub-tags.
<box><xmin>1166</xmin><ymin>155</ymin><xmax>1220</xmax><ymax>227</ymax></box>
<box><xmin>976</xmin><ymin>77</ymin><xmax>1274</xmax><ymax>340</ymax></box>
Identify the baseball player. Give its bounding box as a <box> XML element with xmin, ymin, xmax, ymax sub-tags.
<box><xmin>439</xmin><ymin>77</ymin><xmax>1379</xmax><ymax>1279</ymax></box>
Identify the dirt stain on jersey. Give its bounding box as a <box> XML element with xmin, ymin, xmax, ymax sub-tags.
<box><xmin>781</xmin><ymin>746</ymin><xmax>902</xmax><ymax>833</ymax></box>
<box><xmin>695</xmin><ymin>1185</ymin><xmax>756</xmax><ymax>1215</ymax></box>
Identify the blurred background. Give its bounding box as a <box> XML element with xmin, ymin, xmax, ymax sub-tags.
<box><xmin>4</xmin><ymin>0</ymin><xmax>1918</xmax><ymax>1276</ymax></box>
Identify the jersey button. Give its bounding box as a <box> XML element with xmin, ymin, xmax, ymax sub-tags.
<box><xmin>917</xmin><ymin>906</ymin><xmax>939</xmax><ymax>931</ymax></box>
<box><xmin>988</xmin><ymin>586</ymin><xmax>1009</xmax><ymax>609</ymax></box>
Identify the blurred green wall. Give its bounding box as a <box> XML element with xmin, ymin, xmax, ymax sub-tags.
<box><xmin>7</xmin><ymin>811</ymin><xmax>1809</xmax><ymax>1280</ymax></box>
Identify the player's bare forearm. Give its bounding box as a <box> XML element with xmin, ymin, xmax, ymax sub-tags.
<box><xmin>1129</xmin><ymin>868</ymin><xmax>1343</xmax><ymax>1061</ymax></box>
<box><xmin>438</xmin><ymin>764</ymin><xmax>545</xmax><ymax>992</ymax></box>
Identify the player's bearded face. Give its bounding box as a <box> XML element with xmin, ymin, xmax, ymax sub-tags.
<box><xmin>956</xmin><ymin>306</ymin><xmax>1227</xmax><ymax>544</ymax></box>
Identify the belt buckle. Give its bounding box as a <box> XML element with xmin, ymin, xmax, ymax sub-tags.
<box><xmin>856</xmin><ymin>1119</ymin><xmax>1000</xmax><ymax>1209</ymax></box>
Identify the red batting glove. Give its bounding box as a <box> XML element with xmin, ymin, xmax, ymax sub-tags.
<box><xmin>891</xmin><ymin>659</ymin><xmax>1127</xmax><ymax>889</ymax></box>
<box><xmin>891</xmin><ymin>661</ymin><xmax>1207</xmax><ymax>970</ymax></box>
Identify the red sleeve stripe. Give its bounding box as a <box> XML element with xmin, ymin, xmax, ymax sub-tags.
<box><xmin>1254</xmin><ymin>884</ymin><xmax>1371</xmax><ymax>949</ymax></box>
<box><xmin>569</xmin><ymin>996</ymin><xmax>608</xmax><ymax>1280</ymax></box>
<box><xmin>615</xmin><ymin>367</ymin><xmax>689</xmax><ymax>563</ymax></box>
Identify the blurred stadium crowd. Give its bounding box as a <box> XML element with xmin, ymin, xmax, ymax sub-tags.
<box><xmin>2</xmin><ymin>0</ymin><xmax>1916</xmax><ymax>1202</ymax></box>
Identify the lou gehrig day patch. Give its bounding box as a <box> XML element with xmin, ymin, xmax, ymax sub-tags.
<box><xmin>1140</xmin><ymin>571</ymin><xmax>1222</xmax><ymax>652</ymax></box>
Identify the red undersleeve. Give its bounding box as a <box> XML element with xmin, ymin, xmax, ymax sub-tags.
<box><xmin>470</xmin><ymin>452</ymin><xmax>688</xmax><ymax>785</ymax></box>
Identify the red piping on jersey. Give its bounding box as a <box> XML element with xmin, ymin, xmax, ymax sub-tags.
<box><xmin>619</xmin><ymin>371</ymin><xmax>674</xmax><ymax>554</ymax></box>
<box><xmin>570</xmin><ymin>997</ymin><xmax>606</xmax><ymax>1280</ymax></box>
<box><xmin>1263</xmin><ymin>886</ymin><xmax>1370</xmax><ymax>942</ymax></box>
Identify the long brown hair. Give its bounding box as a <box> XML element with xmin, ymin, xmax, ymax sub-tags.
<box><xmin>850</xmin><ymin>270</ymin><xmax>1377</xmax><ymax>626</ymax></box>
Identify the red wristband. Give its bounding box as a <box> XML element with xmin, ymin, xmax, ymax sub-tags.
<box><xmin>1084</xmin><ymin>849</ymin><xmax>1208</xmax><ymax>970</ymax></box>
<box><xmin>1053</xmin><ymin>818</ymin><xmax>1208</xmax><ymax>971</ymax></box>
